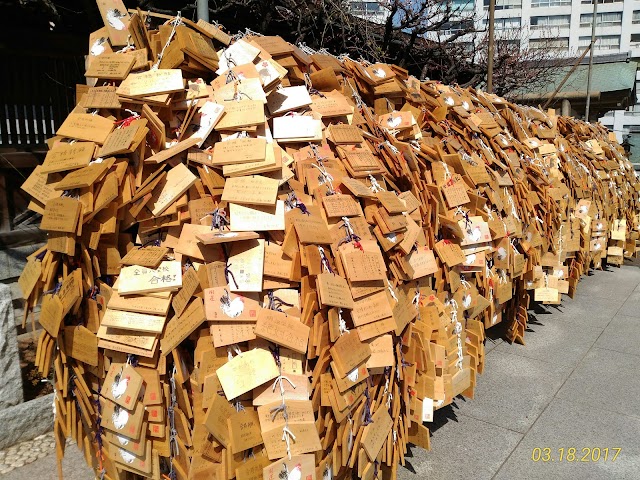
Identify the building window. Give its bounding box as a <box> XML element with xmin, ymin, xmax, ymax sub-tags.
<box><xmin>531</xmin><ymin>0</ymin><xmax>571</xmax><ymax>7</ymax></box>
<box><xmin>580</xmin><ymin>12</ymin><xmax>622</xmax><ymax>27</ymax></box>
<box><xmin>452</xmin><ymin>0</ymin><xmax>475</xmax><ymax>11</ymax></box>
<box><xmin>482</xmin><ymin>17</ymin><xmax>521</xmax><ymax>29</ymax></box>
<box><xmin>350</xmin><ymin>1</ymin><xmax>382</xmax><ymax>13</ymax></box>
<box><xmin>441</xmin><ymin>19</ymin><xmax>475</xmax><ymax>36</ymax></box>
<box><xmin>578</xmin><ymin>35</ymin><xmax>621</xmax><ymax>50</ymax></box>
<box><xmin>496</xmin><ymin>39</ymin><xmax>521</xmax><ymax>49</ymax></box>
<box><xmin>630</xmin><ymin>33</ymin><xmax>640</xmax><ymax>45</ymax></box>
<box><xmin>530</xmin><ymin>15</ymin><xmax>571</xmax><ymax>29</ymax></box>
<box><xmin>459</xmin><ymin>42</ymin><xmax>475</xmax><ymax>55</ymax></box>
<box><xmin>483</xmin><ymin>0</ymin><xmax>522</xmax><ymax>10</ymax></box>
<box><xmin>633</xmin><ymin>11</ymin><xmax>640</xmax><ymax>25</ymax></box>
<box><xmin>581</xmin><ymin>0</ymin><xmax>622</xmax><ymax>4</ymax></box>
<box><xmin>529</xmin><ymin>38</ymin><xmax>569</xmax><ymax>50</ymax></box>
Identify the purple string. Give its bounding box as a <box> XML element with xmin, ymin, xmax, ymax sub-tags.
<box><xmin>268</xmin><ymin>291</ymin><xmax>294</xmax><ymax>312</ymax></box>
<box><xmin>269</xmin><ymin>345</ymin><xmax>281</xmax><ymax>368</ymax></box>
<box><xmin>209</xmin><ymin>208</ymin><xmax>229</xmax><ymax>231</ymax></box>
<box><xmin>297</xmin><ymin>202</ymin><xmax>310</xmax><ymax>215</ymax></box>
<box><xmin>126</xmin><ymin>354</ymin><xmax>139</xmax><ymax>367</ymax></box>
<box><xmin>318</xmin><ymin>248</ymin><xmax>334</xmax><ymax>274</ymax></box>
<box><xmin>142</xmin><ymin>238</ymin><xmax>161</xmax><ymax>247</ymax></box>
<box><xmin>224</xmin><ymin>263</ymin><xmax>238</xmax><ymax>289</ymax></box>
<box><xmin>43</xmin><ymin>282</ymin><xmax>62</xmax><ymax>295</ymax></box>
<box><xmin>463</xmin><ymin>210</ymin><xmax>472</xmax><ymax>231</ymax></box>
<box><xmin>399</xmin><ymin>338</ymin><xmax>413</xmax><ymax>369</ymax></box>
<box><xmin>87</xmin><ymin>284</ymin><xmax>100</xmax><ymax>300</ymax></box>
<box><xmin>384</xmin><ymin>367</ymin><xmax>394</xmax><ymax>414</ymax></box>
<box><xmin>285</xmin><ymin>192</ymin><xmax>310</xmax><ymax>216</ymax></box>
<box><xmin>94</xmin><ymin>381</ymin><xmax>106</xmax><ymax>478</ymax></box>
<box><xmin>183</xmin><ymin>258</ymin><xmax>193</xmax><ymax>273</ymax></box>
<box><xmin>338</xmin><ymin>222</ymin><xmax>361</xmax><ymax>247</ymax></box>
<box><xmin>362</xmin><ymin>385</ymin><xmax>373</xmax><ymax>425</ymax></box>
<box><xmin>309</xmin><ymin>143</ymin><xmax>327</xmax><ymax>164</ymax></box>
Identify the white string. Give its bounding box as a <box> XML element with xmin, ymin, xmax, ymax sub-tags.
<box><xmin>312</xmin><ymin>163</ymin><xmax>335</xmax><ymax>192</ymax></box>
<box><xmin>501</xmin><ymin>216</ymin><xmax>509</xmax><ymax>235</ymax></box>
<box><xmin>338</xmin><ymin>308</ymin><xmax>349</xmax><ymax>335</ymax></box>
<box><xmin>384</xmin><ymin>140</ymin><xmax>400</xmax><ymax>154</ymax></box>
<box><xmin>341</xmin><ymin>217</ymin><xmax>355</xmax><ymax>238</ymax></box>
<box><xmin>461</xmin><ymin>151</ymin><xmax>477</xmax><ymax>165</ymax></box>
<box><xmin>387</xmin><ymin>280</ymin><xmax>398</xmax><ymax>302</ymax></box>
<box><xmin>484</xmin><ymin>204</ymin><xmax>494</xmax><ymax>220</ymax></box>
<box><xmin>447</xmin><ymin>299</ymin><xmax>464</xmax><ymax>370</ymax></box>
<box><xmin>227</xmin><ymin>344</ymin><xmax>242</xmax><ymax>360</ymax></box>
<box><xmin>412</xmin><ymin>290</ymin><xmax>421</xmax><ymax>319</ymax></box>
<box><xmin>272</xmin><ymin>375</ymin><xmax>296</xmax><ymax>395</ymax></box>
<box><xmin>348</xmin><ymin>81</ymin><xmax>363</xmax><ymax>109</ymax></box>
<box><xmin>503</xmin><ymin>187</ymin><xmax>520</xmax><ymax>221</ymax></box>
<box><xmin>282</xmin><ymin>426</ymin><xmax>296</xmax><ymax>458</ymax></box>
<box><xmin>318</xmin><ymin>246</ymin><xmax>331</xmax><ymax>273</ymax></box>
<box><xmin>368</xmin><ymin>174</ymin><xmax>384</xmax><ymax>192</ymax></box>
<box><xmin>557</xmin><ymin>225</ymin><xmax>564</xmax><ymax>259</ymax></box>
<box><xmin>115</xmin><ymin>35</ymin><xmax>134</xmax><ymax>53</ymax></box>
<box><xmin>442</xmin><ymin>162</ymin><xmax>452</xmax><ymax>180</ymax></box>
<box><xmin>152</xmin><ymin>13</ymin><xmax>183</xmax><ymax>69</ymax></box>
<box><xmin>271</xmin><ymin>358</ymin><xmax>297</xmax><ymax>459</ymax></box>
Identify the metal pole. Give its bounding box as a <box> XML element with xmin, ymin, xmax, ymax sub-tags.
<box><xmin>197</xmin><ymin>0</ymin><xmax>209</xmax><ymax>22</ymax></box>
<box><xmin>487</xmin><ymin>0</ymin><xmax>495</xmax><ymax>93</ymax></box>
<box><xmin>585</xmin><ymin>0</ymin><xmax>598</xmax><ymax>121</ymax></box>
<box><xmin>542</xmin><ymin>43</ymin><xmax>591</xmax><ymax>110</ymax></box>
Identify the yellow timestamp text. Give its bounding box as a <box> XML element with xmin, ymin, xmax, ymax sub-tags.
<box><xmin>531</xmin><ymin>447</ymin><xmax>621</xmax><ymax>462</ymax></box>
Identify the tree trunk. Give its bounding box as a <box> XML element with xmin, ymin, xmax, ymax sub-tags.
<box><xmin>398</xmin><ymin>30</ymin><xmax>419</xmax><ymax>68</ymax></box>
<box><xmin>381</xmin><ymin>4</ymin><xmax>398</xmax><ymax>56</ymax></box>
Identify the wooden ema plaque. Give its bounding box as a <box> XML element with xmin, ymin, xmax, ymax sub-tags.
<box><xmin>19</xmin><ymin>8</ymin><xmax>640</xmax><ymax>480</ymax></box>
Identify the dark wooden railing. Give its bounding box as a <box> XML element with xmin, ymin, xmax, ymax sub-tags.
<box><xmin>0</xmin><ymin>52</ymin><xmax>84</xmax><ymax>147</ymax></box>
<box><xmin>0</xmin><ymin>41</ymin><xmax>84</xmax><ymax>245</ymax></box>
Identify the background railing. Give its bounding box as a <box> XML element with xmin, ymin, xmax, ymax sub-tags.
<box><xmin>0</xmin><ymin>47</ymin><xmax>84</xmax><ymax>244</ymax></box>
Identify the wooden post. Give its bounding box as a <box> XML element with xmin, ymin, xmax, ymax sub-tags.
<box><xmin>487</xmin><ymin>0</ymin><xmax>495</xmax><ymax>93</ymax></box>
<box><xmin>585</xmin><ymin>0</ymin><xmax>598</xmax><ymax>121</ymax></box>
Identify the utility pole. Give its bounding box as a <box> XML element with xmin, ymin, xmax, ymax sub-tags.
<box><xmin>197</xmin><ymin>0</ymin><xmax>209</xmax><ymax>22</ymax></box>
<box><xmin>585</xmin><ymin>0</ymin><xmax>598</xmax><ymax>121</ymax></box>
<box><xmin>487</xmin><ymin>0</ymin><xmax>495</xmax><ymax>93</ymax></box>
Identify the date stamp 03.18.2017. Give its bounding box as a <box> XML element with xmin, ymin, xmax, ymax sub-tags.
<box><xmin>532</xmin><ymin>447</ymin><xmax>622</xmax><ymax>463</ymax></box>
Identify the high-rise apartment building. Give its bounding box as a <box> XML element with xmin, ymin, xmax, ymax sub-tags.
<box><xmin>466</xmin><ymin>0</ymin><xmax>640</xmax><ymax>144</ymax></box>
<box><xmin>348</xmin><ymin>0</ymin><xmax>640</xmax><ymax>156</ymax></box>
<box><xmin>348</xmin><ymin>1</ymin><xmax>391</xmax><ymax>24</ymax></box>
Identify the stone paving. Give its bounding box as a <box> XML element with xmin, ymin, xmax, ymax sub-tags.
<box><xmin>398</xmin><ymin>261</ymin><xmax>640</xmax><ymax>480</ymax></box>
<box><xmin>1</xmin><ymin>262</ymin><xmax>639</xmax><ymax>479</ymax></box>
<box><xmin>0</xmin><ymin>433</ymin><xmax>57</xmax><ymax>475</ymax></box>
